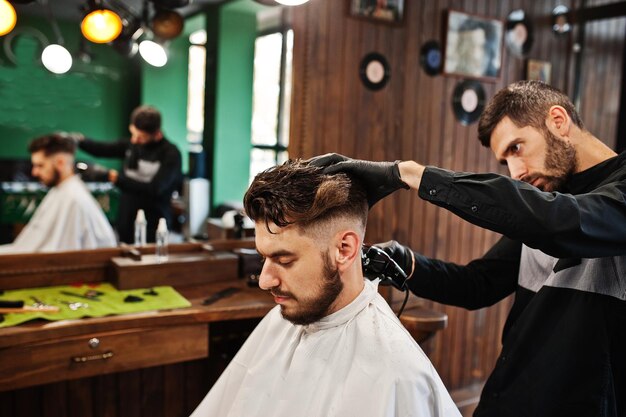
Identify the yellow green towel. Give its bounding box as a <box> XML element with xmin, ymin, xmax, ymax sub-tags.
<box><xmin>0</xmin><ymin>283</ymin><xmax>191</xmax><ymax>328</ymax></box>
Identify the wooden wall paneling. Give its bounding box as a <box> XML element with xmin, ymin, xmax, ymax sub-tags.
<box><xmin>184</xmin><ymin>359</ymin><xmax>211</xmax><ymax>415</ymax></box>
<box><xmin>41</xmin><ymin>382</ymin><xmax>68</xmax><ymax>417</ymax></box>
<box><xmin>0</xmin><ymin>389</ymin><xmax>14</xmax><ymax>416</ymax></box>
<box><xmin>140</xmin><ymin>367</ymin><xmax>164</xmax><ymax>417</ymax></box>
<box><xmin>289</xmin><ymin>6</ymin><xmax>306</xmax><ymax>157</ymax></box>
<box><xmin>163</xmin><ymin>363</ymin><xmax>186</xmax><ymax>417</ymax></box>
<box><xmin>14</xmin><ymin>386</ymin><xmax>41</xmax><ymax>417</ymax></box>
<box><xmin>338</xmin><ymin>12</ymin><xmax>363</xmax><ymax>159</ymax></box>
<box><xmin>397</xmin><ymin>0</ymin><xmax>422</xmax><ymax>251</ymax></box>
<box><xmin>93</xmin><ymin>374</ymin><xmax>118</xmax><ymax>417</ymax></box>
<box><xmin>117</xmin><ymin>370</ymin><xmax>141</xmax><ymax>416</ymax></box>
<box><xmin>322</xmin><ymin>0</ymin><xmax>346</xmax><ymax>157</ymax></box>
<box><xmin>67</xmin><ymin>378</ymin><xmax>92</xmax><ymax>417</ymax></box>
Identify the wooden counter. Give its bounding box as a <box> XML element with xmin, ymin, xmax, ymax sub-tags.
<box><xmin>0</xmin><ymin>243</ymin><xmax>447</xmax><ymax>416</ymax></box>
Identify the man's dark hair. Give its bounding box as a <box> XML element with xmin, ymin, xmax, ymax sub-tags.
<box><xmin>28</xmin><ymin>133</ymin><xmax>76</xmax><ymax>156</ymax></box>
<box><xmin>131</xmin><ymin>105</ymin><xmax>162</xmax><ymax>134</ymax></box>
<box><xmin>244</xmin><ymin>159</ymin><xmax>368</xmax><ymax>234</ymax></box>
<box><xmin>477</xmin><ymin>80</ymin><xmax>584</xmax><ymax>147</ymax></box>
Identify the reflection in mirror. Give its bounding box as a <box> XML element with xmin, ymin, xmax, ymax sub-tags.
<box><xmin>0</xmin><ymin>0</ymin><xmax>294</xmax><ymax>257</ymax></box>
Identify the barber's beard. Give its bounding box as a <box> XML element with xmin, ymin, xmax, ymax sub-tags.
<box><xmin>531</xmin><ymin>130</ymin><xmax>578</xmax><ymax>192</ymax></box>
<box><xmin>277</xmin><ymin>252</ymin><xmax>343</xmax><ymax>326</ymax></box>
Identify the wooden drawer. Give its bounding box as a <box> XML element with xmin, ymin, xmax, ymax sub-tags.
<box><xmin>0</xmin><ymin>324</ymin><xmax>208</xmax><ymax>391</ymax></box>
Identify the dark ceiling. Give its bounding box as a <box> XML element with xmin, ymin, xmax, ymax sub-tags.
<box><xmin>12</xmin><ymin>0</ymin><xmax>229</xmax><ymax>23</ymax></box>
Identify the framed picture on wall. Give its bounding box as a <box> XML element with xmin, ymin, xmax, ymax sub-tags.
<box><xmin>443</xmin><ymin>10</ymin><xmax>503</xmax><ymax>81</ymax></box>
<box><xmin>349</xmin><ymin>0</ymin><xmax>405</xmax><ymax>25</ymax></box>
<box><xmin>526</xmin><ymin>59</ymin><xmax>552</xmax><ymax>84</ymax></box>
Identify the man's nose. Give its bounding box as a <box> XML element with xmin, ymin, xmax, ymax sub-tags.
<box><xmin>507</xmin><ymin>159</ymin><xmax>527</xmax><ymax>181</ymax></box>
<box><xmin>258</xmin><ymin>261</ymin><xmax>279</xmax><ymax>290</ymax></box>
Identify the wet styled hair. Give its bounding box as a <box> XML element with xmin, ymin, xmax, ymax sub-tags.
<box><xmin>243</xmin><ymin>159</ymin><xmax>368</xmax><ymax>235</ymax></box>
<box><xmin>131</xmin><ymin>105</ymin><xmax>162</xmax><ymax>134</ymax></box>
<box><xmin>477</xmin><ymin>80</ymin><xmax>584</xmax><ymax>147</ymax></box>
<box><xmin>28</xmin><ymin>133</ymin><xmax>76</xmax><ymax>156</ymax></box>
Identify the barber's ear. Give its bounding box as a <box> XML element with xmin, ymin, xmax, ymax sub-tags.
<box><xmin>334</xmin><ymin>231</ymin><xmax>360</xmax><ymax>272</ymax></box>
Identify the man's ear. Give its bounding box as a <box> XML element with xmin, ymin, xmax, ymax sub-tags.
<box><xmin>334</xmin><ymin>230</ymin><xmax>361</xmax><ymax>273</ymax></box>
<box><xmin>547</xmin><ymin>105</ymin><xmax>571</xmax><ymax>138</ymax></box>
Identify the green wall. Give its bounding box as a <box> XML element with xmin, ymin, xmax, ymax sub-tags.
<box><xmin>141</xmin><ymin>14</ymin><xmax>206</xmax><ymax>174</ymax></box>
<box><xmin>212</xmin><ymin>0</ymin><xmax>262</xmax><ymax>208</ymax></box>
<box><xmin>0</xmin><ymin>16</ymin><xmax>138</xmax><ymax>170</ymax></box>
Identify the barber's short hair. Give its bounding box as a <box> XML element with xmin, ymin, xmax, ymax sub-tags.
<box><xmin>131</xmin><ymin>105</ymin><xmax>162</xmax><ymax>134</ymax></box>
<box><xmin>244</xmin><ymin>159</ymin><xmax>368</xmax><ymax>235</ymax></box>
<box><xmin>478</xmin><ymin>80</ymin><xmax>584</xmax><ymax>147</ymax></box>
<box><xmin>28</xmin><ymin>133</ymin><xmax>76</xmax><ymax>156</ymax></box>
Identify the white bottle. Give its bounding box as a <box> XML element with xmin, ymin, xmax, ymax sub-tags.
<box><xmin>134</xmin><ymin>209</ymin><xmax>147</xmax><ymax>247</ymax></box>
<box><xmin>156</xmin><ymin>218</ymin><xmax>169</xmax><ymax>262</ymax></box>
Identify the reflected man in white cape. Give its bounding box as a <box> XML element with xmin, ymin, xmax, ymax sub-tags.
<box><xmin>190</xmin><ymin>159</ymin><xmax>459</xmax><ymax>417</ymax></box>
<box><xmin>0</xmin><ymin>134</ymin><xmax>117</xmax><ymax>254</ymax></box>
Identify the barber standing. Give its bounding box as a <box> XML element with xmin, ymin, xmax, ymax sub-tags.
<box><xmin>311</xmin><ymin>80</ymin><xmax>626</xmax><ymax>417</ymax></box>
<box><xmin>74</xmin><ymin>105</ymin><xmax>182</xmax><ymax>243</ymax></box>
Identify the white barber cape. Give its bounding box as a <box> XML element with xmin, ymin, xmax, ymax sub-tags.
<box><xmin>191</xmin><ymin>279</ymin><xmax>460</xmax><ymax>417</ymax></box>
<box><xmin>0</xmin><ymin>175</ymin><xmax>117</xmax><ymax>254</ymax></box>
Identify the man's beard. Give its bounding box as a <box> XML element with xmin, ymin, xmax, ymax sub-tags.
<box><xmin>528</xmin><ymin>130</ymin><xmax>578</xmax><ymax>192</ymax></box>
<box><xmin>274</xmin><ymin>251</ymin><xmax>343</xmax><ymax>326</ymax></box>
<box><xmin>42</xmin><ymin>169</ymin><xmax>61</xmax><ymax>187</ymax></box>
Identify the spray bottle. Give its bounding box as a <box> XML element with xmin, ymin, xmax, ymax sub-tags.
<box><xmin>156</xmin><ymin>218</ymin><xmax>169</xmax><ymax>262</ymax></box>
<box><xmin>134</xmin><ymin>209</ymin><xmax>147</xmax><ymax>246</ymax></box>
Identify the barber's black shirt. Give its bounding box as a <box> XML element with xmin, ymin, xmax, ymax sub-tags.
<box><xmin>79</xmin><ymin>138</ymin><xmax>182</xmax><ymax>243</ymax></box>
<box><xmin>410</xmin><ymin>152</ymin><xmax>626</xmax><ymax>417</ymax></box>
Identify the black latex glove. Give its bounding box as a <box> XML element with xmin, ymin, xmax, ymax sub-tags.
<box><xmin>308</xmin><ymin>153</ymin><xmax>409</xmax><ymax>207</ymax></box>
<box><xmin>373</xmin><ymin>240</ymin><xmax>415</xmax><ymax>280</ymax></box>
<box><xmin>75</xmin><ymin>162</ymin><xmax>109</xmax><ymax>182</ymax></box>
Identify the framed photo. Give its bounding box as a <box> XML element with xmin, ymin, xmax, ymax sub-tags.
<box><xmin>349</xmin><ymin>0</ymin><xmax>405</xmax><ymax>25</ymax></box>
<box><xmin>443</xmin><ymin>10</ymin><xmax>503</xmax><ymax>81</ymax></box>
<box><xmin>526</xmin><ymin>59</ymin><xmax>552</xmax><ymax>84</ymax></box>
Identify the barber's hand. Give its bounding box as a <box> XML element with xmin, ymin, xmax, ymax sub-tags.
<box><xmin>373</xmin><ymin>240</ymin><xmax>415</xmax><ymax>280</ymax></box>
<box><xmin>308</xmin><ymin>153</ymin><xmax>409</xmax><ymax>207</ymax></box>
<box><xmin>57</xmin><ymin>131</ymin><xmax>85</xmax><ymax>143</ymax></box>
<box><xmin>75</xmin><ymin>162</ymin><xmax>109</xmax><ymax>182</ymax></box>
<box><xmin>108</xmin><ymin>169</ymin><xmax>119</xmax><ymax>184</ymax></box>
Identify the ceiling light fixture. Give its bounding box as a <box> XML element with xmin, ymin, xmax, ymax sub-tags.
<box><xmin>0</xmin><ymin>0</ymin><xmax>17</xmax><ymax>36</ymax></box>
<box><xmin>274</xmin><ymin>0</ymin><xmax>310</xmax><ymax>6</ymax></box>
<box><xmin>139</xmin><ymin>39</ymin><xmax>168</xmax><ymax>67</ymax></box>
<box><xmin>41</xmin><ymin>0</ymin><xmax>72</xmax><ymax>74</ymax></box>
<box><xmin>81</xmin><ymin>2</ymin><xmax>123</xmax><ymax>44</ymax></box>
<box><xmin>41</xmin><ymin>44</ymin><xmax>73</xmax><ymax>74</ymax></box>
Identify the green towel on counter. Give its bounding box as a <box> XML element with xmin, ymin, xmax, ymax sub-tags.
<box><xmin>0</xmin><ymin>283</ymin><xmax>191</xmax><ymax>328</ymax></box>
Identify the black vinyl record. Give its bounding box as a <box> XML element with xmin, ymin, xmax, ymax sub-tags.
<box><xmin>452</xmin><ymin>80</ymin><xmax>486</xmax><ymax>125</ymax></box>
<box><xmin>359</xmin><ymin>52</ymin><xmax>390</xmax><ymax>91</ymax></box>
<box><xmin>419</xmin><ymin>40</ymin><xmax>442</xmax><ymax>76</ymax></box>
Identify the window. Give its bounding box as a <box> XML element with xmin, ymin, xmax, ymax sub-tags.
<box><xmin>249</xmin><ymin>28</ymin><xmax>293</xmax><ymax>183</ymax></box>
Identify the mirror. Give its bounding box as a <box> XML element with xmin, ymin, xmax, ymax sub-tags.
<box><xmin>0</xmin><ymin>0</ymin><xmax>292</xmax><ymax>255</ymax></box>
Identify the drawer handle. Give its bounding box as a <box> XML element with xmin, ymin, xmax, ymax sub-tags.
<box><xmin>72</xmin><ymin>351</ymin><xmax>114</xmax><ymax>363</ymax></box>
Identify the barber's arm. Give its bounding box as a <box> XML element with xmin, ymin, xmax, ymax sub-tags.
<box><xmin>418</xmin><ymin>166</ymin><xmax>626</xmax><ymax>258</ymax></box>
<box><xmin>74</xmin><ymin>135</ymin><xmax>128</xmax><ymax>158</ymax></box>
<box><xmin>114</xmin><ymin>148</ymin><xmax>182</xmax><ymax>198</ymax></box>
<box><xmin>311</xmin><ymin>153</ymin><xmax>626</xmax><ymax>258</ymax></box>
<box><xmin>374</xmin><ymin>237</ymin><xmax>521</xmax><ymax>310</ymax></box>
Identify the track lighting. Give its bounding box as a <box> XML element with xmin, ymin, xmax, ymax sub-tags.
<box><xmin>275</xmin><ymin>0</ymin><xmax>310</xmax><ymax>5</ymax></box>
<box><xmin>81</xmin><ymin>5</ymin><xmax>123</xmax><ymax>43</ymax></box>
<box><xmin>41</xmin><ymin>44</ymin><xmax>73</xmax><ymax>74</ymax></box>
<box><xmin>139</xmin><ymin>39</ymin><xmax>168</xmax><ymax>67</ymax></box>
<box><xmin>0</xmin><ymin>0</ymin><xmax>17</xmax><ymax>36</ymax></box>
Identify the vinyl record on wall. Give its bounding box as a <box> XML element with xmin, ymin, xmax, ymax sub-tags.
<box><xmin>420</xmin><ymin>40</ymin><xmax>442</xmax><ymax>76</ymax></box>
<box><xmin>359</xmin><ymin>52</ymin><xmax>390</xmax><ymax>91</ymax></box>
<box><xmin>452</xmin><ymin>79</ymin><xmax>486</xmax><ymax>125</ymax></box>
